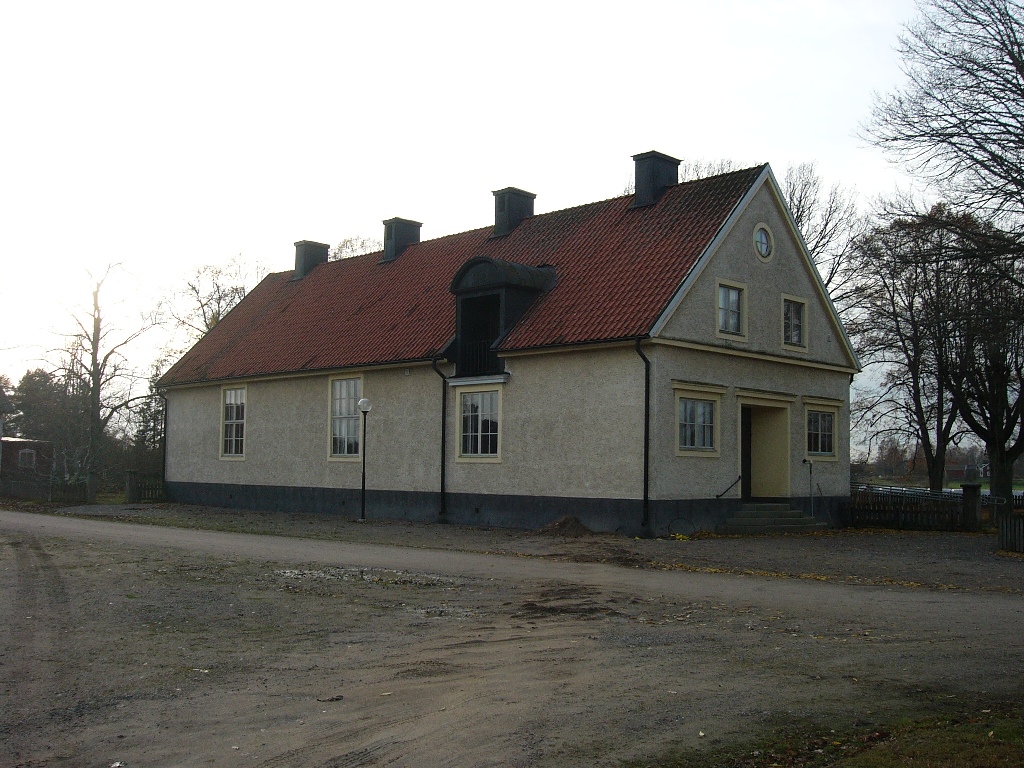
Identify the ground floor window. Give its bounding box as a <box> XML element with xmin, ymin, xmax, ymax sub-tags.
<box><xmin>331</xmin><ymin>377</ymin><xmax>361</xmax><ymax>456</ymax></box>
<box><xmin>807</xmin><ymin>410</ymin><xmax>834</xmax><ymax>456</ymax></box>
<box><xmin>222</xmin><ymin>387</ymin><xmax>246</xmax><ymax>457</ymax></box>
<box><xmin>460</xmin><ymin>389</ymin><xmax>499</xmax><ymax>457</ymax></box>
<box><xmin>673</xmin><ymin>383</ymin><xmax>724</xmax><ymax>457</ymax></box>
<box><xmin>678</xmin><ymin>397</ymin><xmax>715</xmax><ymax>450</ymax></box>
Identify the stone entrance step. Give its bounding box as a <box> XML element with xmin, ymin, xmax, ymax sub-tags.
<box><xmin>717</xmin><ymin>503</ymin><xmax>828</xmax><ymax>535</ymax></box>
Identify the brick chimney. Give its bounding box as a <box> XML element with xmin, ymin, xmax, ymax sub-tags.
<box><xmin>293</xmin><ymin>240</ymin><xmax>330</xmax><ymax>280</ymax></box>
<box><xmin>631</xmin><ymin>151</ymin><xmax>680</xmax><ymax>208</ymax></box>
<box><xmin>381</xmin><ymin>218</ymin><xmax>422</xmax><ymax>262</ymax></box>
<box><xmin>491</xmin><ymin>187</ymin><xmax>536</xmax><ymax>238</ymax></box>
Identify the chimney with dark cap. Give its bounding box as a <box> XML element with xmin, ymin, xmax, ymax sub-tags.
<box><xmin>381</xmin><ymin>217</ymin><xmax>422</xmax><ymax>262</ymax></box>
<box><xmin>491</xmin><ymin>187</ymin><xmax>536</xmax><ymax>238</ymax></box>
<box><xmin>631</xmin><ymin>151</ymin><xmax>680</xmax><ymax>208</ymax></box>
<box><xmin>293</xmin><ymin>240</ymin><xmax>330</xmax><ymax>280</ymax></box>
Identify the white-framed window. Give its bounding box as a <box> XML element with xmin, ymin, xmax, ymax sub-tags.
<box><xmin>783</xmin><ymin>296</ymin><xmax>807</xmax><ymax>349</ymax></box>
<box><xmin>18</xmin><ymin>448</ymin><xmax>36</xmax><ymax>469</ymax></box>
<box><xmin>222</xmin><ymin>387</ymin><xmax>246</xmax><ymax>457</ymax></box>
<box><xmin>330</xmin><ymin>377</ymin><xmax>362</xmax><ymax>457</ymax></box>
<box><xmin>807</xmin><ymin>410</ymin><xmax>835</xmax><ymax>456</ymax></box>
<box><xmin>679</xmin><ymin>398</ymin><xmax>715</xmax><ymax>450</ymax></box>
<box><xmin>674</xmin><ymin>383</ymin><xmax>724</xmax><ymax>457</ymax></box>
<box><xmin>459</xmin><ymin>387</ymin><xmax>500</xmax><ymax>460</ymax></box>
<box><xmin>716</xmin><ymin>279</ymin><xmax>747</xmax><ymax>340</ymax></box>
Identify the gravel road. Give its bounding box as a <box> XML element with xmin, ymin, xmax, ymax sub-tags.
<box><xmin>1</xmin><ymin>505</ymin><xmax>1022</xmax><ymax>768</ymax></box>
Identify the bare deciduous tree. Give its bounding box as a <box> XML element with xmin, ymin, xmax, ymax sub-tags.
<box><xmin>330</xmin><ymin>236</ymin><xmax>382</xmax><ymax>261</ymax></box>
<box><xmin>864</xmin><ymin>0</ymin><xmax>1024</xmax><ymax>220</ymax></box>
<box><xmin>876</xmin><ymin>435</ymin><xmax>911</xmax><ymax>477</ymax></box>
<box><xmin>929</xmin><ymin>221</ymin><xmax>1024</xmax><ymax>506</ymax></box>
<box><xmin>784</xmin><ymin>162</ymin><xmax>863</xmax><ymax>317</ymax></box>
<box><xmin>62</xmin><ymin>268</ymin><xmax>157</xmax><ymax>499</ymax></box>
<box><xmin>850</xmin><ymin>207</ymin><xmax>963</xmax><ymax>490</ymax></box>
<box><xmin>854</xmin><ymin>203</ymin><xmax>1024</xmax><ymax>502</ymax></box>
<box><xmin>677</xmin><ymin>158</ymin><xmax>740</xmax><ymax>183</ymax></box>
<box><xmin>167</xmin><ymin>254</ymin><xmax>261</xmax><ymax>342</ymax></box>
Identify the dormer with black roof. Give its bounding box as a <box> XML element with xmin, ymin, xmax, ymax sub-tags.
<box><xmin>449</xmin><ymin>256</ymin><xmax>556</xmax><ymax>377</ymax></box>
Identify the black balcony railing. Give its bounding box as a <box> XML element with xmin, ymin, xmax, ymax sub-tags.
<box><xmin>460</xmin><ymin>340</ymin><xmax>502</xmax><ymax>376</ymax></box>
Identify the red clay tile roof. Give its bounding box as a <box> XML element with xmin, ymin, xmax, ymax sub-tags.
<box><xmin>159</xmin><ymin>165</ymin><xmax>766</xmax><ymax>386</ymax></box>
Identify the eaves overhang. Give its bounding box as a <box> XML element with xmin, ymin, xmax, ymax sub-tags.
<box><xmin>158</xmin><ymin>356</ymin><xmax>444</xmax><ymax>391</ymax></box>
<box><xmin>496</xmin><ymin>336</ymin><xmax>648</xmax><ymax>359</ymax></box>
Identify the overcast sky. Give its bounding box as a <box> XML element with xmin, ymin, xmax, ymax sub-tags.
<box><xmin>0</xmin><ymin>0</ymin><xmax>921</xmax><ymax>385</ymax></box>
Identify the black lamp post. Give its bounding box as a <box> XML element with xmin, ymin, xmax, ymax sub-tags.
<box><xmin>358</xmin><ymin>397</ymin><xmax>372</xmax><ymax>520</ymax></box>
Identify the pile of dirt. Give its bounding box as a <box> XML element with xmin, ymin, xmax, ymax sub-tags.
<box><xmin>536</xmin><ymin>515</ymin><xmax>594</xmax><ymax>538</ymax></box>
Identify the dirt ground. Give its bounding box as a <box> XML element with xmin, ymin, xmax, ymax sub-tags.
<box><xmin>1</xmin><ymin>502</ymin><xmax>1022</xmax><ymax>768</ymax></box>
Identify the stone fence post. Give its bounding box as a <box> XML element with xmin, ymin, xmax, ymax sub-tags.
<box><xmin>960</xmin><ymin>483</ymin><xmax>982</xmax><ymax>532</ymax></box>
<box><xmin>125</xmin><ymin>471</ymin><xmax>139</xmax><ymax>503</ymax></box>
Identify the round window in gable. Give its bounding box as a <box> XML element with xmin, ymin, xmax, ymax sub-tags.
<box><xmin>754</xmin><ymin>224</ymin><xmax>774</xmax><ymax>261</ymax></box>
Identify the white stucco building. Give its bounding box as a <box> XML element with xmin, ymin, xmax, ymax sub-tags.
<box><xmin>159</xmin><ymin>152</ymin><xmax>860</xmax><ymax>534</ymax></box>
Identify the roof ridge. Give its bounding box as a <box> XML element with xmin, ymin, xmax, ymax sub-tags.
<box><xmin>678</xmin><ymin>163</ymin><xmax>767</xmax><ymax>185</ymax></box>
<box><xmin>415</xmin><ymin>164</ymin><xmax>770</xmax><ymax>247</ymax></box>
<box><xmin>313</xmin><ymin>165</ymin><xmax>770</xmax><ymax>261</ymax></box>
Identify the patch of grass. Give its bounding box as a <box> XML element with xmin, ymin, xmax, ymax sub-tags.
<box><xmin>947</xmin><ymin>479</ymin><xmax>1024</xmax><ymax>493</ymax></box>
<box><xmin>625</xmin><ymin>704</ymin><xmax>1024</xmax><ymax>768</ymax></box>
<box><xmin>841</xmin><ymin>707</ymin><xmax>1024</xmax><ymax>767</ymax></box>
